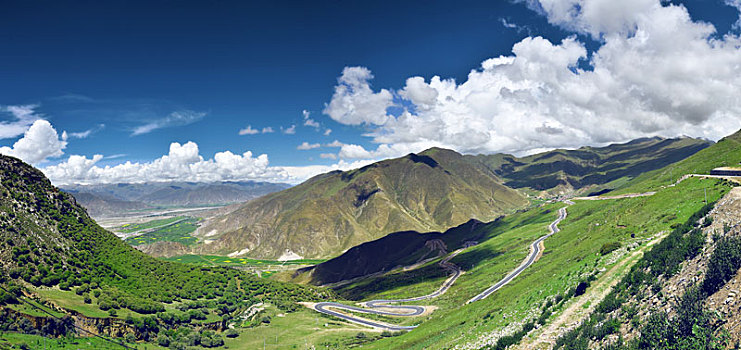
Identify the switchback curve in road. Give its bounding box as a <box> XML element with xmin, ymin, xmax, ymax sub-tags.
<box><xmin>466</xmin><ymin>205</ymin><xmax>569</xmax><ymax>304</ymax></box>
<box><xmin>310</xmin><ymin>249</ymin><xmax>465</xmax><ymax>331</ymax></box>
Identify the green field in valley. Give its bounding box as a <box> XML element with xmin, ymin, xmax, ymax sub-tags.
<box><xmin>116</xmin><ymin>216</ymin><xmax>187</xmax><ymax>233</ymax></box>
<box><xmin>124</xmin><ymin>217</ymin><xmax>200</xmax><ymax>246</ymax></box>
<box><xmin>163</xmin><ymin>254</ymin><xmax>326</xmax><ymax>267</ymax></box>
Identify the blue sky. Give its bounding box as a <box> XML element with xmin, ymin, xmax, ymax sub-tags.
<box><xmin>2</xmin><ymin>0</ymin><xmax>741</xmax><ymax>184</ymax></box>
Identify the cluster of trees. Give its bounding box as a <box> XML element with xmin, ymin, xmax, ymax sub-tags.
<box><xmin>155</xmin><ymin>328</ymin><xmax>224</xmax><ymax>349</ymax></box>
<box><xmin>0</xmin><ymin>309</ymin><xmax>72</xmax><ymax>338</ymax></box>
<box><xmin>599</xmin><ymin>242</ymin><xmax>621</xmax><ymax>256</ymax></box>
<box><xmin>702</xmin><ymin>236</ymin><xmax>741</xmax><ymax>296</ymax></box>
<box><xmin>0</xmin><ymin>160</ymin><xmax>334</xmax><ymax>348</ymax></box>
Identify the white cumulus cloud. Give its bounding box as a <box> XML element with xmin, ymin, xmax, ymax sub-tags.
<box><xmin>0</xmin><ymin>120</ymin><xmax>67</xmax><ymax>164</ymax></box>
<box><xmin>42</xmin><ymin>141</ymin><xmax>380</xmax><ymax>185</ymax></box>
<box><xmin>238</xmin><ymin>125</ymin><xmax>260</xmax><ymax>135</ymax></box>
<box><xmin>42</xmin><ymin>141</ymin><xmax>287</xmax><ymax>185</ymax></box>
<box><xmin>323</xmin><ymin>67</ymin><xmax>394</xmax><ymax>125</ymax></box>
<box><xmin>323</xmin><ymin>0</ymin><xmax>741</xmax><ymax>158</ymax></box>
<box><xmin>303</xmin><ymin>110</ymin><xmax>321</xmax><ymax>129</ymax></box>
<box><xmin>282</xmin><ymin>125</ymin><xmax>296</xmax><ymax>134</ymax></box>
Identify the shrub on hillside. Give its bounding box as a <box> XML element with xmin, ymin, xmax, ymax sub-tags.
<box><xmin>600</xmin><ymin>242</ymin><xmax>621</xmax><ymax>256</ymax></box>
<box><xmin>574</xmin><ymin>281</ymin><xmax>590</xmax><ymax>296</ymax></box>
<box><xmin>703</xmin><ymin>236</ymin><xmax>741</xmax><ymax>296</ymax></box>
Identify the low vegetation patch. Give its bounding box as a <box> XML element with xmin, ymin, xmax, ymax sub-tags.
<box><xmin>125</xmin><ymin>217</ymin><xmax>200</xmax><ymax>246</ymax></box>
<box><xmin>554</xmin><ymin>198</ymin><xmax>731</xmax><ymax>349</ymax></box>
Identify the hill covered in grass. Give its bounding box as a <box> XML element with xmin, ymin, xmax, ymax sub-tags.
<box><xmin>0</xmin><ymin>154</ymin><xmax>329</xmax><ymax>348</ymax></box>
<box><xmin>194</xmin><ymin>137</ymin><xmax>710</xmax><ymax>260</ymax></box>
<box><xmin>474</xmin><ymin>136</ymin><xmax>711</xmax><ymax>195</ymax></box>
<box><xmin>614</xmin><ymin>129</ymin><xmax>741</xmax><ymax>193</ymax></box>
<box><xmin>196</xmin><ymin>149</ymin><xmax>529</xmax><ymax>259</ymax></box>
<box><xmin>292</xmin><ymin>218</ymin><xmax>491</xmax><ymax>286</ymax></box>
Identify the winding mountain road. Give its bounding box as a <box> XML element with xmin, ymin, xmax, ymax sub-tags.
<box><xmin>311</xmin><ymin>249</ymin><xmax>465</xmax><ymax>331</ymax></box>
<box><xmin>467</xmin><ymin>205</ymin><xmax>568</xmax><ymax>304</ymax></box>
<box><xmin>310</xmin><ymin>205</ymin><xmax>570</xmax><ymax>330</ymax></box>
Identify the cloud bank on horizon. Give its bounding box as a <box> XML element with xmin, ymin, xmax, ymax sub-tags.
<box><xmin>2</xmin><ymin>0</ymin><xmax>741</xmax><ymax>185</ymax></box>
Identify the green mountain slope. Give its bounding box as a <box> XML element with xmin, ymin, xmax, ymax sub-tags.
<box><xmin>277</xmin><ymin>133</ymin><xmax>733</xmax><ymax>349</ymax></box>
<box><xmin>293</xmin><ymin>218</ymin><xmax>491</xmax><ymax>286</ymax></box>
<box><xmin>0</xmin><ymin>155</ymin><xmax>328</xmax><ymax>348</ymax></box>
<box><xmin>196</xmin><ymin>149</ymin><xmax>529</xmax><ymax>259</ymax></box>
<box><xmin>615</xmin><ymin>130</ymin><xmax>741</xmax><ymax>193</ymax></box>
<box><xmin>194</xmin><ymin>137</ymin><xmax>710</xmax><ymax>260</ymax></box>
<box><xmin>474</xmin><ymin>136</ymin><xmax>711</xmax><ymax>195</ymax></box>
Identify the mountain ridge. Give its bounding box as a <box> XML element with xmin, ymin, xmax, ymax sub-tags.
<box><xmin>192</xmin><ymin>136</ymin><xmax>710</xmax><ymax>260</ymax></box>
<box><xmin>195</xmin><ymin>149</ymin><xmax>528</xmax><ymax>259</ymax></box>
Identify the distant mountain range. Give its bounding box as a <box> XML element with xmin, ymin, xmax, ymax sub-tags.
<box><xmin>67</xmin><ymin>192</ymin><xmax>153</xmax><ymax>218</ymax></box>
<box><xmin>192</xmin><ymin>136</ymin><xmax>711</xmax><ymax>260</ymax></box>
<box><xmin>62</xmin><ymin>181</ymin><xmax>291</xmax><ymax>217</ymax></box>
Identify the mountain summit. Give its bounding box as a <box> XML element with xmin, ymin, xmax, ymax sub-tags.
<box><xmin>195</xmin><ymin>148</ymin><xmax>528</xmax><ymax>259</ymax></box>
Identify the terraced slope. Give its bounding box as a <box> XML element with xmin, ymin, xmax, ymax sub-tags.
<box><xmin>196</xmin><ymin>149</ymin><xmax>528</xmax><ymax>259</ymax></box>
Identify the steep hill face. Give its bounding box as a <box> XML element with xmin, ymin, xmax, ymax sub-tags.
<box><xmin>617</xmin><ymin>130</ymin><xmax>741</xmax><ymax>193</ymax></box>
<box><xmin>196</xmin><ymin>149</ymin><xmax>528</xmax><ymax>259</ymax></box>
<box><xmin>293</xmin><ymin>218</ymin><xmax>492</xmax><ymax>286</ymax></box>
<box><xmin>0</xmin><ymin>154</ymin><xmax>323</xmax><ymax>315</ymax></box>
<box><xmin>474</xmin><ymin>136</ymin><xmax>711</xmax><ymax>195</ymax></box>
<box><xmin>546</xmin><ymin>187</ymin><xmax>741</xmax><ymax>349</ymax></box>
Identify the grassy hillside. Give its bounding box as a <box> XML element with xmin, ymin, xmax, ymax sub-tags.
<box><xmin>615</xmin><ymin>129</ymin><xmax>741</xmax><ymax>193</ymax></box>
<box><xmin>355</xmin><ymin>177</ymin><xmax>731</xmax><ymax>349</ymax></box>
<box><xmin>293</xmin><ymin>218</ymin><xmax>492</xmax><ymax>285</ymax></box>
<box><xmin>317</xmin><ymin>132</ymin><xmax>737</xmax><ymax>349</ymax></box>
<box><xmin>197</xmin><ymin>149</ymin><xmax>529</xmax><ymax>259</ymax></box>
<box><xmin>547</xmin><ymin>192</ymin><xmax>737</xmax><ymax>349</ymax></box>
<box><xmin>473</xmin><ymin>136</ymin><xmax>711</xmax><ymax>196</ymax></box>
<box><xmin>0</xmin><ymin>154</ymin><xmax>330</xmax><ymax>349</ymax></box>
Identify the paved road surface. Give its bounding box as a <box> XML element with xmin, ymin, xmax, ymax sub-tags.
<box><xmin>313</xmin><ymin>302</ymin><xmax>422</xmax><ymax>331</ymax></box>
<box><xmin>311</xmin><ymin>249</ymin><xmax>465</xmax><ymax>331</ymax></box>
<box><xmin>311</xmin><ymin>204</ymin><xmax>570</xmax><ymax>329</ymax></box>
<box><xmin>467</xmin><ymin>205</ymin><xmax>568</xmax><ymax>303</ymax></box>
